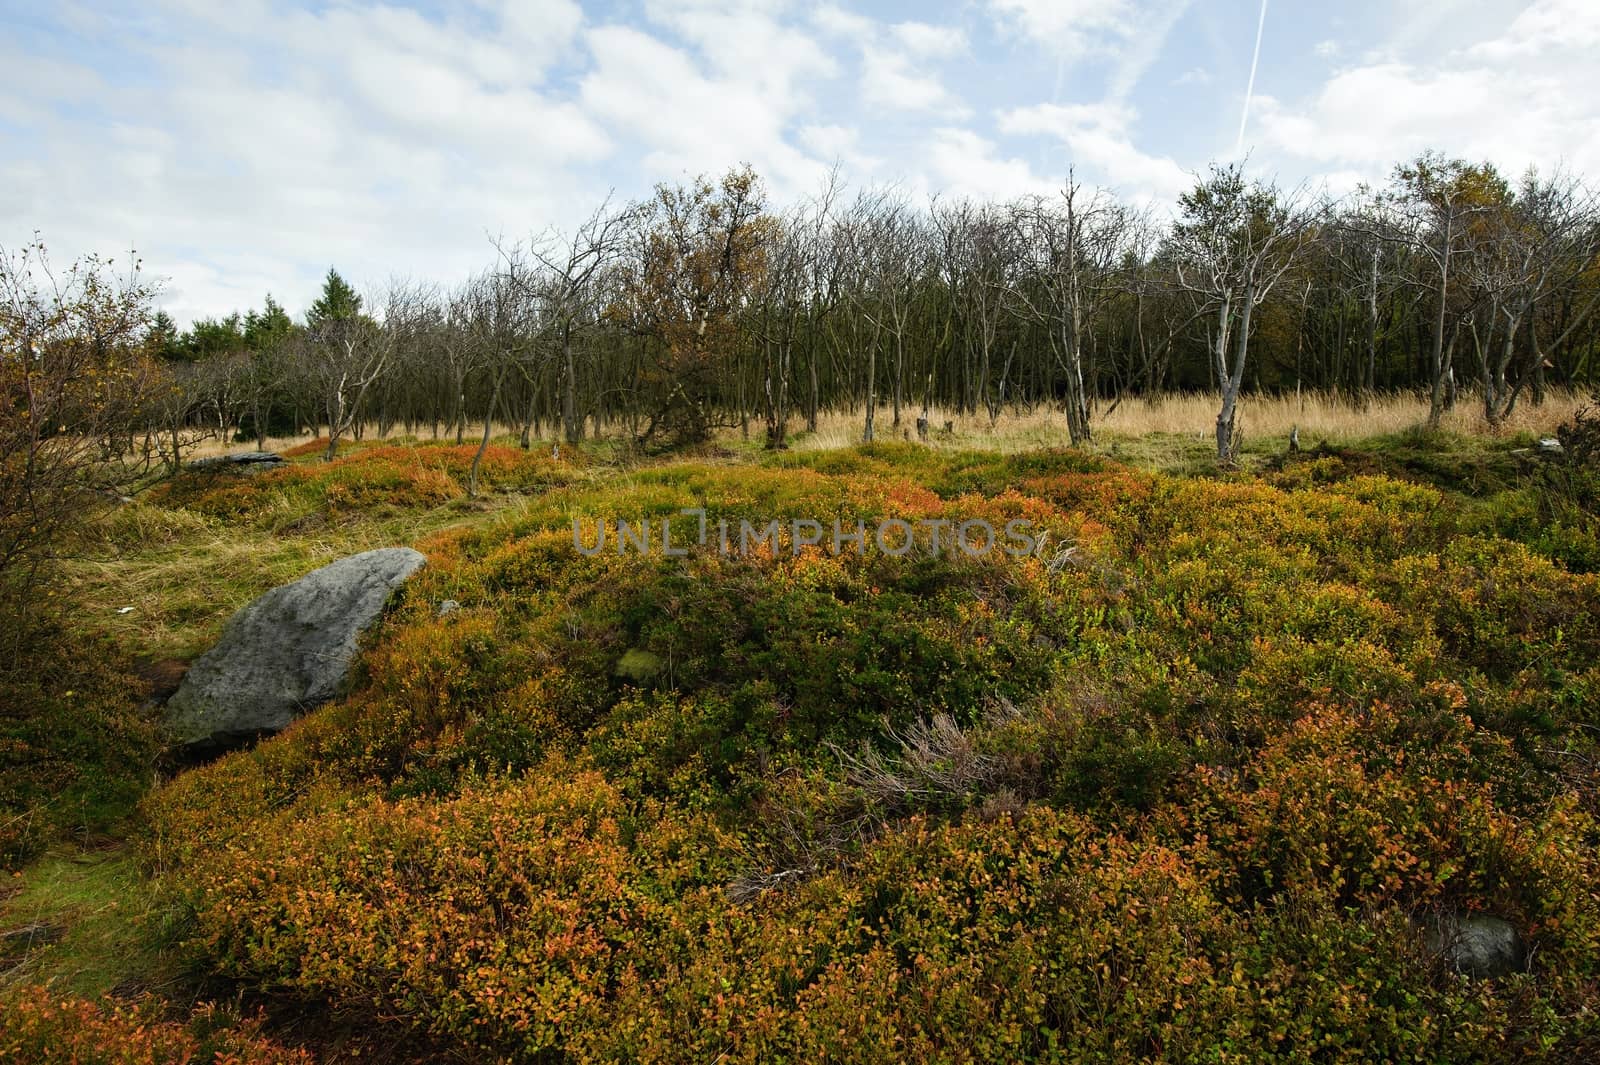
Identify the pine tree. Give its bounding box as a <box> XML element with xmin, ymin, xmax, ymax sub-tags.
<box><xmin>244</xmin><ymin>293</ymin><xmax>295</xmax><ymax>350</ymax></box>
<box><xmin>306</xmin><ymin>268</ymin><xmax>361</xmax><ymax>331</ymax></box>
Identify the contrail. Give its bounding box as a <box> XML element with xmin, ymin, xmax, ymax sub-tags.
<box><xmin>1234</xmin><ymin>0</ymin><xmax>1270</xmax><ymax>158</ymax></box>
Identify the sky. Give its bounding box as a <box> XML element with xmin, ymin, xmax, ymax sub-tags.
<box><xmin>3</xmin><ymin>0</ymin><xmax>1597</xmax><ymax>326</ymax></box>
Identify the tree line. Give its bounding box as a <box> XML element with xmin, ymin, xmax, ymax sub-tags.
<box><xmin>11</xmin><ymin>150</ymin><xmax>1600</xmax><ymax>493</ymax></box>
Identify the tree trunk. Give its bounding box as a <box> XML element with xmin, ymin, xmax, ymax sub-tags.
<box><xmin>1217</xmin><ymin>286</ymin><xmax>1253</xmax><ymax>464</ymax></box>
<box><xmin>468</xmin><ymin>372</ymin><xmax>503</xmax><ymax>497</ymax></box>
<box><xmin>563</xmin><ymin>323</ymin><xmax>581</xmax><ymax>444</ymax></box>
<box><xmin>1427</xmin><ymin>232</ymin><xmax>1452</xmax><ymax>430</ymax></box>
<box><xmin>864</xmin><ymin>337</ymin><xmax>878</xmax><ymax>444</ymax></box>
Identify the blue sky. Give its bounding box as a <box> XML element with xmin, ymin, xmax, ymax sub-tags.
<box><xmin>3</xmin><ymin>0</ymin><xmax>1596</xmax><ymax>325</ymax></box>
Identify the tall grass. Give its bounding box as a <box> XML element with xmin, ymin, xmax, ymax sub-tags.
<box><xmin>184</xmin><ymin>387</ymin><xmax>1590</xmax><ymax>462</ymax></box>
<box><xmin>788</xmin><ymin>388</ymin><xmax>1588</xmax><ymax>452</ymax></box>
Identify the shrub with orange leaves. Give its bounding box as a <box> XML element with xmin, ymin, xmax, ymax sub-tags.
<box><xmin>0</xmin><ymin>987</ymin><xmax>311</xmax><ymax>1064</ymax></box>
<box><xmin>136</xmin><ymin>440</ymin><xmax>1600</xmax><ymax>1061</ymax></box>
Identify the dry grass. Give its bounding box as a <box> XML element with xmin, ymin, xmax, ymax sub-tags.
<box><xmin>180</xmin><ymin>388</ymin><xmax>1589</xmax><ymax>468</ymax></box>
<box><xmin>65</xmin><ymin>492</ymin><xmax>529</xmax><ymax>661</ymax></box>
<box><xmin>780</xmin><ymin>388</ymin><xmax>1589</xmax><ymax>454</ymax></box>
<box><xmin>182</xmin><ymin>426</ymin><xmax>548</xmax><ymax>460</ymax></box>
<box><xmin>1100</xmin><ymin>388</ymin><xmax>1587</xmax><ymax>441</ymax></box>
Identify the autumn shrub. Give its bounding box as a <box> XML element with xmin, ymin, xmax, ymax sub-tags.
<box><xmin>136</xmin><ymin>442</ymin><xmax>1600</xmax><ymax>1060</ymax></box>
<box><xmin>153</xmin><ymin>442</ymin><xmax>578</xmax><ymax>526</ymax></box>
<box><xmin>168</xmin><ymin>760</ymin><xmax>741</xmax><ymax>1058</ymax></box>
<box><xmin>279</xmin><ymin>436</ymin><xmax>339</xmax><ymax>458</ymax></box>
<box><xmin>0</xmin><ymin>986</ymin><xmax>310</xmax><ymax>1064</ymax></box>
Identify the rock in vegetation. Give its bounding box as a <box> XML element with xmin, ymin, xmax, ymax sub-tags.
<box><xmin>185</xmin><ymin>450</ymin><xmax>287</xmax><ymax>474</ymax></box>
<box><xmin>164</xmin><ymin>548</ymin><xmax>426</xmax><ymax>748</ymax></box>
<box><xmin>1427</xmin><ymin>913</ymin><xmax>1524</xmax><ymax>977</ymax></box>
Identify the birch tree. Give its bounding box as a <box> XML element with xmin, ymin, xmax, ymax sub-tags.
<box><xmin>1170</xmin><ymin>165</ymin><xmax>1319</xmax><ymax>462</ymax></box>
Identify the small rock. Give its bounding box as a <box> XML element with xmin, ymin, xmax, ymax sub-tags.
<box><xmin>186</xmin><ymin>451</ymin><xmax>287</xmax><ymax>473</ymax></box>
<box><xmin>437</xmin><ymin>599</ymin><xmax>460</xmax><ymax>617</ymax></box>
<box><xmin>1426</xmin><ymin>913</ymin><xmax>1524</xmax><ymax>977</ymax></box>
<box><xmin>1537</xmin><ymin>437</ymin><xmax>1563</xmax><ymax>454</ymax></box>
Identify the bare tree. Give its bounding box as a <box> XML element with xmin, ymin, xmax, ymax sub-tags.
<box><xmin>1461</xmin><ymin>169</ymin><xmax>1599</xmax><ymax>423</ymax></box>
<box><xmin>843</xmin><ymin>188</ymin><xmax>924</xmax><ymax>443</ymax></box>
<box><xmin>1011</xmin><ymin>174</ymin><xmax>1136</xmax><ymax>445</ymax></box>
<box><xmin>0</xmin><ymin>240</ymin><xmax>161</xmax><ymax>626</ymax></box>
<box><xmin>935</xmin><ymin>199</ymin><xmax>1022</xmax><ymax>429</ymax></box>
<box><xmin>754</xmin><ymin>170</ymin><xmax>841</xmax><ymax>449</ymax></box>
<box><xmin>1385</xmin><ymin>154</ymin><xmax>1507</xmax><ymax>429</ymax></box>
<box><xmin>1170</xmin><ymin>164</ymin><xmax>1320</xmax><ymax>462</ymax></box>
<box><xmin>462</xmin><ymin>271</ymin><xmax>543</xmax><ymax>495</ymax></box>
<box><xmin>499</xmin><ymin>197</ymin><xmax>636</xmax><ymax>445</ymax></box>
<box><xmin>304</xmin><ymin>273</ymin><xmax>398</xmax><ymax>461</ymax></box>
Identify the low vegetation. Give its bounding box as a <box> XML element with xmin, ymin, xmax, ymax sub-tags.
<box><xmin>0</xmin><ymin>404</ymin><xmax>1592</xmax><ymax>1061</ymax></box>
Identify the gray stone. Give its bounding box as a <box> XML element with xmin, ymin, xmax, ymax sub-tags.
<box><xmin>164</xmin><ymin>547</ymin><xmax>426</xmax><ymax>748</ymax></box>
<box><xmin>1426</xmin><ymin>914</ymin><xmax>1524</xmax><ymax>978</ymax></box>
<box><xmin>437</xmin><ymin>599</ymin><xmax>460</xmax><ymax>617</ymax></box>
<box><xmin>186</xmin><ymin>450</ymin><xmax>287</xmax><ymax>472</ymax></box>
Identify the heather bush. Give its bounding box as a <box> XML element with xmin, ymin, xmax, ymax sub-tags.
<box><xmin>0</xmin><ymin>986</ymin><xmax>311</xmax><ymax>1064</ymax></box>
<box><xmin>133</xmin><ymin>441</ymin><xmax>1600</xmax><ymax>1060</ymax></box>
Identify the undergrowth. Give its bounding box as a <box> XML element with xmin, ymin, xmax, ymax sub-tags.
<box><xmin>4</xmin><ymin>428</ymin><xmax>1599</xmax><ymax>1061</ymax></box>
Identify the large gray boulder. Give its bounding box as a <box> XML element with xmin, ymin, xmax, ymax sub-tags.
<box><xmin>164</xmin><ymin>547</ymin><xmax>426</xmax><ymax>748</ymax></box>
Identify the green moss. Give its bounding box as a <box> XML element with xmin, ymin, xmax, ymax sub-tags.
<box><xmin>614</xmin><ymin>648</ymin><xmax>665</xmax><ymax>683</ymax></box>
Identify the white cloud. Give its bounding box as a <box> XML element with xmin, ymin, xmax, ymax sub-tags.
<box><xmin>986</xmin><ymin>0</ymin><xmax>1193</xmax><ymax>107</ymax></box>
<box><xmin>643</xmin><ymin>0</ymin><xmax>837</xmax><ymax>106</ymax></box>
<box><xmin>798</xmin><ymin>123</ymin><xmax>882</xmax><ymax>174</ymax></box>
<box><xmin>860</xmin><ymin>47</ymin><xmax>967</xmax><ymax>114</ymax></box>
<box><xmin>814</xmin><ymin>5</ymin><xmax>969</xmax><ymax>115</ymax></box>
<box><xmin>987</xmin><ymin>0</ymin><xmax>1136</xmax><ymax>59</ymax></box>
<box><xmin>923</xmin><ymin>128</ymin><xmax>1054</xmax><ymax>202</ymax></box>
<box><xmin>811</xmin><ymin>4</ymin><xmax>873</xmax><ymax>39</ymax></box>
<box><xmin>1254</xmin><ymin>0</ymin><xmax>1600</xmax><ymax>181</ymax></box>
<box><xmin>1468</xmin><ymin>0</ymin><xmax>1600</xmax><ymax>59</ymax></box>
<box><xmin>891</xmin><ymin>22</ymin><xmax>967</xmax><ymax>59</ymax></box>
<box><xmin>579</xmin><ymin>24</ymin><xmax>834</xmax><ymax>201</ymax></box>
<box><xmin>0</xmin><ymin>0</ymin><xmax>610</xmax><ymax>325</ymax></box>
<box><xmin>1000</xmin><ymin>102</ymin><xmax>1191</xmax><ymax>204</ymax></box>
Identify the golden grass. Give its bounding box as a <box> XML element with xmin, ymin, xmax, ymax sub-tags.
<box><xmin>178</xmin><ymin>388</ymin><xmax>1589</xmax><ymax>468</ymax></box>
<box><xmin>781</xmin><ymin>388</ymin><xmax>1589</xmax><ymax>454</ymax></box>
<box><xmin>65</xmin><ymin>493</ymin><xmax>530</xmax><ymax>661</ymax></box>
<box><xmin>1101</xmin><ymin>388</ymin><xmax>1587</xmax><ymax>441</ymax></box>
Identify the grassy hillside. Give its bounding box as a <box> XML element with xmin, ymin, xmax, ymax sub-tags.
<box><xmin>5</xmin><ymin>424</ymin><xmax>1600</xmax><ymax>1061</ymax></box>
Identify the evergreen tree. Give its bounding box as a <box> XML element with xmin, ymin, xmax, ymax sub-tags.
<box><xmin>306</xmin><ymin>268</ymin><xmax>361</xmax><ymax>331</ymax></box>
<box><xmin>147</xmin><ymin>310</ymin><xmax>186</xmax><ymax>362</ymax></box>
<box><xmin>244</xmin><ymin>293</ymin><xmax>295</xmax><ymax>350</ymax></box>
<box><xmin>184</xmin><ymin>313</ymin><xmax>245</xmax><ymax>360</ymax></box>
